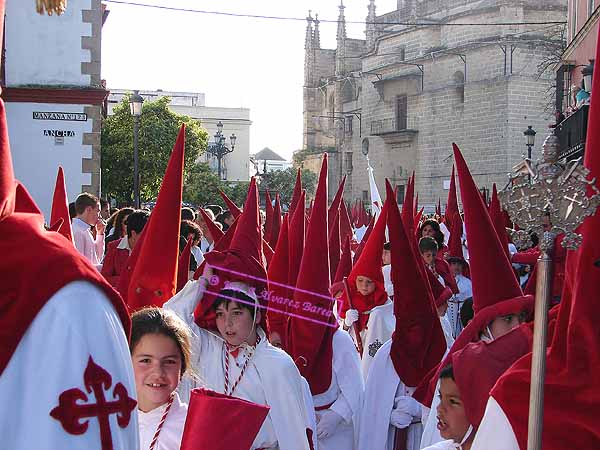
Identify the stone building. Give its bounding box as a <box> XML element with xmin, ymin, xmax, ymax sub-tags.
<box><xmin>2</xmin><ymin>0</ymin><xmax>107</xmax><ymax>220</ymax></box>
<box><xmin>301</xmin><ymin>0</ymin><xmax>567</xmax><ymax>210</ymax></box>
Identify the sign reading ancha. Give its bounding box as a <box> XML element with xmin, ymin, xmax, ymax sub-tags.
<box><xmin>33</xmin><ymin>111</ymin><xmax>87</xmax><ymax>122</ymax></box>
<box><xmin>44</xmin><ymin>129</ymin><xmax>76</xmax><ymax>137</ymax></box>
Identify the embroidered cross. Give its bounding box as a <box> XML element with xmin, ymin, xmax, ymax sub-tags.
<box><xmin>50</xmin><ymin>356</ymin><xmax>137</xmax><ymax>450</ymax></box>
<box><xmin>368</xmin><ymin>339</ymin><xmax>383</xmax><ymax>357</ymax></box>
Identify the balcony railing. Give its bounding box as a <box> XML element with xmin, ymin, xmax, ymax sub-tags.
<box><xmin>556</xmin><ymin>104</ymin><xmax>588</xmax><ymax>162</ymax></box>
<box><xmin>370</xmin><ymin>117</ymin><xmax>418</xmax><ymax>135</ymax></box>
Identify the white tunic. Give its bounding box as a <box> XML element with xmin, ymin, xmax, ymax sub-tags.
<box><xmin>356</xmin><ymin>300</ymin><xmax>395</xmax><ymax>381</ymax></box>
<box><xmin>0</xmin><ymin>281</ymin><xmax>138</xmax><ymax>450</ymax></box>
<box><xmin>382</xmin><ymin>265</ymin><xmax>394</xmax><ymax>298</ymax></box>
<box><xmin>439</xmin><ymin>316</ymin><xmax>455</xmax><ymax>350</ymax></box>
<box><xmin>470</xmin><ymin>397</ymin><xmax>519</xmax><ymax>450</ymax></box>
<box><xmin>139</xmin><ymin>392</ymin><xmax>188</xmax><ymax>450</ymax></box>
<box><xmin>445</xmin><ymin>275</ymin><xmax>472</xmax><ymax>338</ymax></box>
<box><xmin>314</xmin><ymin>328</ymin><xmax>364</xmax><ymax>450</ymax></box>
<box><xmin>165</xmin><ymin>280</ymin><xmax>311</xmax><ymax>450</ymax></box>
<box><xmin>358</xmin><ymin>340</ymin><xmax>422</xmax><ymax>450</ymax></box>
<box><xmin>419</xmin><ymin>381</ymin><xmax>443</xmax><ymax>449</ymax></box>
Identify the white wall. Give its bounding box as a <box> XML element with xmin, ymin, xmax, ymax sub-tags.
<box><xmin>5</xmin><ymin>0</ymin><xmax>91</xmax><ymax>86</ymax></box>
<box><xmin>7</xmin><ymin>102</ymin><xmax>92</xmax><ymax>221</ymax></box>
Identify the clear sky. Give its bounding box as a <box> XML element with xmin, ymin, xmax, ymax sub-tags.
<box><xmin>101</xmin><ymin>0</ymin><xmax>398</xmax><ymax>160</ymax></box>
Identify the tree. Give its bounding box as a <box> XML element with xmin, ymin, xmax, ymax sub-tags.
<box><xmin>259</xmin><ymin>167</ymin><xmax>317</xmax><ymax>210</ymax></box>
<box><xmin>101</xmin><ymin>96</ymin><xmax>208</xmax><ymax>205</ymax></box>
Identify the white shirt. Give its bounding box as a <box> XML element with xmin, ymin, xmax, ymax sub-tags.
<box><xmin>383</xmin><ymin>265</ymin><xmax>394</xmax><ymax>298</ymax></box>
<box><xmin>72</xmin><ymin>217</ymin><xmax>104</xmax><ymax>267</ymax></box>
<box><xmin>0</xmin><ymin>281</ymin><xmax>138</xmax><ymax>450</ymax></box>
<box><xmin>445</xmin><ymin>274</ymin><xmax>472</xmax><ymax>338</ymax></box>
<box><xmin>117</xmin><ymin>235</ymin><xmax>132</xmax><ymax>253</ymax></box>
<box><xmin>199</xmin><ymin>237</ymin><xmax>214</xmax><ymax>253</ymax></box>
<box><xmin>139</xmin><ymin>392</ymin><xmax>188</xmax><ymax>450</ymax></box>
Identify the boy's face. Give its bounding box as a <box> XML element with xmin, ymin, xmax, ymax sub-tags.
<box><xmin>421</xmin><ymin>250</ymin><xmax>437</xmax><ymax>266</ymax></box>
<box><xmin>215</xmin><ymin>300</ymin><xmax>260</xmax><ymax>346</ymax></box>
<box><xmin>488</xmin><ymin>313</ymin><xmax>522</xmax><ymax>340</ymax></box>
<box><xmin>382</xmin><ymin>249</ymin><xmax>391</xmax><ymax>265</ymax></box>
<box><xmin>449</xmin><ymin>262</ymin><xmax>463</xmax><ymax>276</ymax></box>
<box><xmin>355</xmin><ymin>275</ymin><xmax>376</xmax><ymax>296</ymax></box>
<box><xmin>437</xmin><ymin>377</ymin><xmax>471</xmax><ymax>443</ymax></box>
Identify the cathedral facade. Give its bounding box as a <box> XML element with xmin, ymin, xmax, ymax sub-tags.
<box><xmin>300</xmin><ymin>0</ymin><xmax>567</xmax><ymax>209</ymax></box>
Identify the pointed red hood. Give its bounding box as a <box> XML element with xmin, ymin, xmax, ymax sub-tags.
<box><xmin>220</xmin><ymin>190</ymin><xmax>242</xmax><ymax>218</ymax></box>
<box><xmin>198</xmin><ymin>207</ymin><xmax>225</xmax><ymax>244</ymax></box>
<box><xmin>287</xmin><ymin>190</ymin><xmax>306</xmax><ymax>288</ymax></box>
<box><xmin>353</xmin><ymin>216</ymin><xmax>375</xmax><ymax>264</ymax></box>
<box><xmin>196</xmin><ymin>178</ymin><xmax>268</xmax><ymax>330</ymax></box>
<box><xmin>264</xmin><ymin>190</ymin><xmax>273</xmax><ymax>244</ymax></box>
<box><xmin>269</xmin><ymin>193</ymin><xmax>282</xmax><ymax>249</ymax></box>
<box><xmin>489</xmin><ymin>183</ymin><xmax>510</xmax><ymax>258</ymax></box>
<box><xmin>177</xmin><ymin>237</ymin><xmax>193</xmax><ymax>293</ymax></box>
<box><xmin>328</xmin><ymin>175</ymin><xmax>346</xmax><ymax>233</ymax></box>
<box><xmin>339</xmin><ymin>200</ymin><xmax>354</xmax><ymax>243</ymax></box>
<box><xmin>445</xmin><ymin>165</ymin><xmax>458</xmax><ymax>228</ymax></box>
<box><xmin>402</xmin><ymin>172</ymin><xmax>415</xmax><ymax>239</ymax></box>
<box><xmin>287</xmin><ymin>154</ymin><xmax>337</xmax><ymax>395</ymax></box>
<box><xmin>128</xmin><ymin>125</ymin><xmax>186</xmax><ymax>310</ymax></box>
<box><xmin>491</xmin><ymin>28</ymin><xmax>600</xmax><ymax>448</ymax></box>
<box><xmin>50</xmin><ymin>167</ymin><xmax>73</xmax><ymax>243</ymax></box>
<box><xmin>328</xmin><ymin>206</ymin><xmax>341</xmax><ymax>283</ymax></box>
<box><xmin>331</xmin><ymin>235</ymin><xmax>353</xmax><ymax>296</ymax></box>
<box><xmin>0</xmin><ymin>99</ymin><xmax>15</xmax><ymax>222</ymax></box>
<box><xmin>387</xmin><ymin>180</ymin><xmax>446</xmax><ymax>386</ymax></box>
<box><xmin>266</xmin><ymin>215</ymin><xmax>290</xmax><ymax>345</ymax></box>
<box><xmin>436</xmin><ymin>198</ymin><xmax>442</xmax><ymax>218</ymax></box>
<box><xmin>289</xmin><ymin>168</ymin><xmax>302</xmax><ymax>217</ymax></box>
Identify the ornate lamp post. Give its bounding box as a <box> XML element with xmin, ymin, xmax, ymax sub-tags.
<box><xmin>207</xmin><ymin>120</ymin><xmax>236</xmax><ymax>180</ymax></box>
<box><xmin>524</xmin><ymin>126</ymin><xmax>536</xmax><ymax>183</ymax></box>
<box><xmin>499</xmin><ymin>131</ymin><xmax>600</xmax><ymax>450</ymax></box>
<box><xmin>129</xmin><ymin>90</ymin><xmax>144</xmax><ymax>208</ymax></box>
<box><xmin>582</xmin><ymin>60</ymin><xmax>594</xmax><ymax>93</ymax></box>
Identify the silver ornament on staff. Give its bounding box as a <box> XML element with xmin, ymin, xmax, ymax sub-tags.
<box><xmin>499</xmin><ymin>130</ymin><xmax>600</xmax><ymax>450</ymax></box>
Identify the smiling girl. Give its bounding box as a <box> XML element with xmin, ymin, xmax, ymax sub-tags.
<box><xmin>130</xmin><ymin>307</ymin><xmax>192</xmax><ymax>450</ymax></box>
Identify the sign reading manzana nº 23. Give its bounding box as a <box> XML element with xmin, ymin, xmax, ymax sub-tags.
<box><xmin>33</xmin><ymin>111</ymin><xmax>88</xmax><ymax>122</ymax></box>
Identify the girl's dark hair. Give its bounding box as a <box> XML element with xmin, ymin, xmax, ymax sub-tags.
<box><xmin>460</xmin><ymin>298</ymin><xmax>474</xmax><ymax>328</ymax></box>
<box><xmin>111</xmin><ymin>207</ymin><xmax>134</xmax><ymax>238</ymax></box>
<box><xmin>130</xmin><ymin>307</ymin><xmax>193</xmax><ymax>375</ymax></box>
<box><xmin>420</xmin><ymin>219</ymin><xmax>445</xmax><ymax>249</ymax></box>
<box><xmin>440</xmin><ymin>364</ymin><xmax>455</xmax><ymax>381</ymax></box>
<box><xmin>213</xmin><ymin>289</ymin><xmax>257</xmax><ymax>315</ymax></box>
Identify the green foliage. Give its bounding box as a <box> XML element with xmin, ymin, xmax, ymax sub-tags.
<box><xmin>182</xmin><ymin>163</ymin><xmax>250</xmax><ymax>208</ymax></box>
<box><xmin>260</xmin><ymin>167</ymin><xmax>317</xmax><ymax>209</ymax></box>
<box><xmin>101</xmin><ymin>96</ymin><xmax>208</xmax><ymax>205</ymax></box>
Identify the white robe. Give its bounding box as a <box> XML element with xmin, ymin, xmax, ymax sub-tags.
<box><xmin>439</xmin><ymin>316</ymin><xmax>455</xmax><ymax>350</ymax></box>
<box><xmin>165</xmin><ymin>280</ymin><xmax>312</xmax><ymax>450</ymax></box>
<box><xmin>470</xmin><ymin>397</ymin><xmax>519</xmax><ymax>450</ymax></box>
<box><xmin>0</xmin><ymin>281</ymin><xmax>139</xmax><ymax>450</ymax></box>
<box><xmin>314</xmin><ymin>328</ymin><xmax>364</xmax><ymax>450</ymax></box>
<box><xmin>139</xmin><ymin>392</ymin><xmax>188</xmax><ymax>450</ymax></box>
<box><xmin>445</xmin><ymin>275</ymin><xmax>472</xmax><ymax>338</ymax></box>
<box><xmin>358</xmin><ymin>339</ymin><xmax>422</xmax><ymax>450</ymax></box>
<box><xmin>355</xmin><ymin>300</ymin><xmax>395</xmax><ymax>380</ymax></box>
<box><xmin>382</xmin><ymin>265</ymin><xmax>394</xmax><ymax>298</ymax></box>
<box><xmin>420</xmin><ymin>381</ymin><xmax>443</xmax><ymax>449</ymax></box>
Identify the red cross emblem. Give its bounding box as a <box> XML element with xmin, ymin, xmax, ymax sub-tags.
<box><xmin>50</xmin><ymin>356</ymin><xmax>137</xmax><ymax>450</ymax></box>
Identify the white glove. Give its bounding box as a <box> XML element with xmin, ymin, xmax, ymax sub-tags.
<box><xmin>394</xmin><ymin>396</ymin><xmax>422</xmax><ymax>419</ymax></box>
<box><xmin>316</xmin><ymin>409</ymin><xmax>343</xmax><ymax>439</ymax></box>
<box><xmin>390</xmin><ymin>408</ymin><xmax>413</xmax><ymax>429</ymax></box>
<box><xmin>344</xmin><ymin>309</ymin><xmax>359</xmax><ymax>328</ymax></box>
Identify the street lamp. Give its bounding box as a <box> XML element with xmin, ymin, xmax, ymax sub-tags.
<box><xmin>129</xmin><ymin>90</ymin><xmax>144</xmax><ymax>208</ymax></box>
<box><xmin>524</xmin><ymin>125</ymin><xmax>536</xmax><ymax>183</ymax></box>
<box><xmin>207</xmin><ymin>120</ymin><xmax>236</xmax><ymax>180</ymax></box>
<box><xmin>582</xmin><ymin>60</ymin><xmax>594</xmax><ymax>93</ymax></box>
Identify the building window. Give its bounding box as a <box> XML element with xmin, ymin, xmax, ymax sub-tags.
<box><xmin>396</xmin><ymin>185</ymin><xmax>405</xmax><ymax>205</ymax></box>
<box><xmin>362</xmin><ymin>190</ymin><xmax>369</xmax><ymax>203</ymax></box>
<box><xmin>398</xmin><ymin>47</ymin><xmax>406</xmax><ymax>61</ymax></box>
<box><xmin>346</xmin><ymin>116</ymin><xmax>353</xmax><ymax>134</ymax></box>
<box><xmin>395</xmin><ymin>95</ymin><xmax>408</xmax><ymax>131</ymax></box>
<box><xmin>344</xmin><ymin>152</ymin><xmax>353</xmax><ymax>174</ymax></box>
